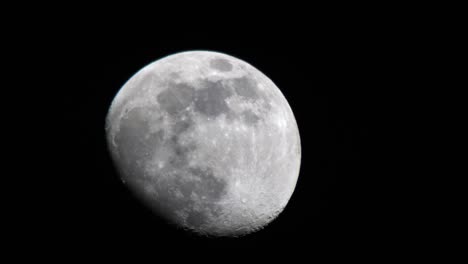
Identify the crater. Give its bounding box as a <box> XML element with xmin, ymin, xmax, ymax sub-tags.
<box><xmin>241</xmin><ymin>109</ymin><xmax>261</xmax><ymax>124</ymax></box>
<box><xmin>168</xmin><ymin>72</ymin><xmax>181</xmax><ymax>80</ymax></box>
<box><xmin>186</xmin><ymin>210</ymin><xmax>207</xmax><ymax>228</ymax></box>
<box><xmin>167</xmin><ymin>137</ymin><xmax>196</xmax><ymax>168</ymax></box>
<box><xmin>209</xmin><ymin>58</ymin><xmax>233</xmax><ymax>72</ymax></box>
<box><xmin>194</xmin><ymin>80</ymin><xmax>232</xmax><ymax>117</ymax></box>
<box><xmin>136</xmin><ymin>73</ymin><xmax>155</xmax><ymax>90</ymax></box>
<box><xmin>157</xmin><ymin>82</ymin><xmax>195</xmax><ymax>116</ymax></box>
<box><xmin>173</xmin><ymin>118</ymin><xmax>193</xmax><ymax>135</ymax></box>
<box><xmin>231</xmin><ymin>76</ymin><xmax>259</xmax><ymax>100</ymax></box>
<box><xmin>188</xmin><ymin>166</ymin><xmax>227</xmax><ymax>200</ymax></box>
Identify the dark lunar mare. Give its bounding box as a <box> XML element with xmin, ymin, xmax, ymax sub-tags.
<box><xmin>156</xmin><ymin>83</ymin><xmax>194</xmax><ymax>116</ymax></box>
<box><xmin>194</xmin><ymin>80</ymin><xmax>232</xmax><ymax>118</ymax></box>
<box><xmin>231</xmin><ymin>76</ymin><xmax>259</xmax><ymax>100</ymax></box>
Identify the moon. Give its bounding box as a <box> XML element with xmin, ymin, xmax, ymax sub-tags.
<box><xmin>105</xmin><ymin>51</ymin><xmax>301</xmax><ymax>237</ymax></box>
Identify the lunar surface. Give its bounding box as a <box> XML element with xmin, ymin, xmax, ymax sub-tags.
<box><xmin>106</xmin><ymin>51</ymin><xmax>301</xmax><ymax>236</ymax></box>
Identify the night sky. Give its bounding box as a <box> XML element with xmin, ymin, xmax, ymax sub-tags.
<box><xmin>25</xmin><ymin>20</ymin><xmax>412</xmax><ymax>260</ymax></box>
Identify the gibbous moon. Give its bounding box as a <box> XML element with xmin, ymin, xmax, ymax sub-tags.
<box><xmin>106</xmin><ymin>51</ymin><xmax>301</xmax><ymax>236</ymax></box>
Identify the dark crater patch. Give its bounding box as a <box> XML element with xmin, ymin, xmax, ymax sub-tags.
<box><xmin>209</xmin><ymin>58</ymin><xmax>233</xmax><ymax>72</ymax></box>
<box><xmin>194</xmin><ymin>80</ymin><xmax>232</xmax><ymax>117</ymax></box>
<box><xmin>241</xmin><ymin>109</ymin><xmax>261</xmax><ymax>124</ymax></box>
<box><xmin>168</xmin><ymin>72</ymin><xmax>180</xmax><ymax>80</ymax></box>
<box><xmin>157</xmin><ymin>82</ymin><xmax>194</xmax><ymax>116</ymax></box>
<box><xmin>137</xmin><ymin>73</ymin><xmax>155</xmax><ymax>90</ymax></box>
<box><xmin>166</xmin><ymin>117</ymin><xmax>197</xmax><ymax>167</ymax></box>
<box><xmin>173</xmin><ymin>118</ymin><xmax>193</xmax><ymax>135</ymax></box>
<box><xmin>186</xmin><ymin>210</ymin><xmax>207</xmax><ymax>228</ymax></box>
<box><xmin>173</xmin><ymin>167</ymin><xmax>226</xmax><ymax>202</ymax></box>
<box><xmin>152</xmin><ymin>130</ymin><xmax>165</xmax><ymax>142</ymax></box>
<box><xmin>187</xmin><ymin>167</ymin><xmax>227</xmax><ymax>200</ymax></box>
<box><xmin>231</xmin><ymin>76</ymin><xmax>259</xmax><ymax>100</ymax></box>
<box><xmin>116</xmin><ymin>107</ymin><xmax>163</xmax><ymax>177</ymax></box>
<box><xmin>167</xmin><ymin>136</ymin><xmax>196</xmax><ymax>168</ymax></box>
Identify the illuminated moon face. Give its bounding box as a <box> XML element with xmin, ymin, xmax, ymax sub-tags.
<box><xmin>106</xmin><ymin>51</ymin><xmax>301</xmax><ymax>237</ymax></box>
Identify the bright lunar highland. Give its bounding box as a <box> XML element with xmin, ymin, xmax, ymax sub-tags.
<box><xmin>106</xmin><ymin>51</ymin><xmax>301</xmax><ymax>236</ymax></box>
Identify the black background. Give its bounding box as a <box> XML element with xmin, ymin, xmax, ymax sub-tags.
<box><xmin>21</xmin><ymin>14</ymin><xmax>419</xmax><ymax>260</ymax></box>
